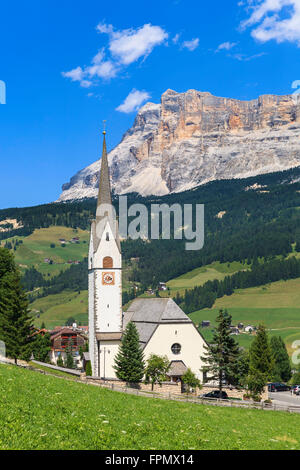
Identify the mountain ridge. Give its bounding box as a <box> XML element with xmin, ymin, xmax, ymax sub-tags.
<box><xmin>58</xmin><ymin>88</ymin><xmax>300</xmax><ymax>201</ymax></box>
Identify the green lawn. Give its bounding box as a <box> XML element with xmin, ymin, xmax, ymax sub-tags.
<box><xmin>1</xmin><ymin>364</ymin><xmax>300</xmax><ymax>450</ymax></box>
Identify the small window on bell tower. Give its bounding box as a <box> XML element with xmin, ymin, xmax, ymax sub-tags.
<box><xmin>106</xmin><ymin>232</ymin><xmax>109</xmax><ymax>241</ymax></box>
<box><xmin>103</xmin><ymin>256</ymin><xmax>113</xmax><ymax>268</ymax></box>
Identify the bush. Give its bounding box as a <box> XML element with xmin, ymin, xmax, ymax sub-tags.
<box><xmin>85</xmin><ymin>361</ymin><xmax>92</xmax><ymax>376</ymax></box>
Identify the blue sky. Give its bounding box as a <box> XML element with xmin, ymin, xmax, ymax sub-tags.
<box><xmin>0</xmin><ymin>0</ymin><xmax>300</xmax><ymax>208</ymax></box>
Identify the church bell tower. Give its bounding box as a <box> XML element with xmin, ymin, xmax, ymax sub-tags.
<box><xmin>88</xmin><ymin>130</ymin><xmax>123</xmax><ymax>378</ymax></box>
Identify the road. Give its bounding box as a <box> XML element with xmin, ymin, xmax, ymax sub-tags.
<box><xmin>269</xmin><ymin>391</ymin><xmax>300</xmax><ymax>407</ymax></box>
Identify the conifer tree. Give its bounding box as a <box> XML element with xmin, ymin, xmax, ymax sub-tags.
<box><xmin>57</xmin><ymin>354</ymin><xmax>64</xmax><ymax>367</ymax></box>
<box><xmin>247</xmin><ymin>324</ymin><xmax>273</xmax><ymax>398</ymax></box>
<box><xmin>0</xmin><ymin>248</ymin><xmax>33</xmax><ymax>363</ymax></box>
<box><xmin>85</xmin><ymin>360</ymin><xmax>92</xmax><ymax>376</ymax></box>
<box><xmin>201</xmin><ymin>309</ymin><xmax>241</xmax><ymax>393</ymax></box>
<box><xmin>65</xmin><ymin>338</ymin><xmax>75</xmax><ymax>369</ymax></box>
<box><xmin>270</xmin><ymin>336</ymin><xmax>292</xmax><ymax>382</ymax></box>
<box><xmin>114</xmin><ymin>321</ymin><xmax>145</xmax><ymax>384</ymax></box>
<box><xmin>32</xmin><ymin>332</ymin><xmax>51</xmax><ymax>363</ymax></box>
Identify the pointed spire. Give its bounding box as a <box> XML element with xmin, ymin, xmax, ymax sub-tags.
<box><xmin>97</xmin><ymin>129</ymin><xmax>112</xmax><ymax>208</ymax></box>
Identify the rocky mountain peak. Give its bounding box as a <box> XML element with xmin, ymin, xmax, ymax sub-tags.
<box><xmin>58</xmin><ymin>89</ymin><xmax>300</xmax><ymax>202</ymax></box>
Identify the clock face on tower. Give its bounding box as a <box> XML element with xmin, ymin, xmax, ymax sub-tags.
<box><xmin>102</xmin><ymin>272</ymin><xmax>115</xmax><ymax>285</ymax></box>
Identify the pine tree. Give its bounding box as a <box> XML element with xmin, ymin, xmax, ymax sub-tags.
<box><xmin>249</xmin><ymin>324</ymin><xmax>273</xmax><ymax>376</ymax></box>
<box><xmin>114</xmin><ymin>322</ymin><xmax>145</xmax><ymax>384</ymax></box>
<box><xmin>201</xmin><ymin>309</ymin><xmax>241</xmax><ymax>393</ymax></box>
<box><xmin>85</xmin><ymin>360</ymin><xmax>92</xmax><ymax>376</ymax></box>
<box><xmin>247</xmin><ymin>324</ymin><xmax>273</xmax><ymax>398</ymax></box>
<box><xmin>65</xmin><ymin>338</ymin><xmax>75</xmax><ymax>369</ymax></box>
<box><xmin>32</xmin><ymin>332</ymin><xmax>51</xmax><ymax>363</ymax></box>
<box><xmin>57</xmin><ymin>355</ymin><xmax>64</xmax><ymax>367</ymax></box>
<box><xmin>270</xmin><ymin>336</ymin><xmax>292</xmax><ymax>382</ymax></box>
<box><xmin>0</xmin><ymin>248</ymin><xmax>34</xmax><ymax>363</ymax></box>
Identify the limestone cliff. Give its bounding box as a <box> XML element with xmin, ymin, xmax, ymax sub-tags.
<box><xmin>59</xmin><ymin>89</ymin><xmax>300</xmax><ymax>201</ymax></box>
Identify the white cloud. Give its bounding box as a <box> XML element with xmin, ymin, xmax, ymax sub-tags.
<box><xmin>172</xmin><ymin>33</ymin><xmax>181</xmax><ymax>44</ymax></box>
<box><xmin>92</xmin><ymin>48</ymin><xmax>105</xmax><ymax>64</ymax></box>
<box><xmin>102</xmin><ymin>23</ymin><xmax>168</xmax><ymax>65</ymax></box>
<box><xmin>62</xmin><ymin>22</ymin><xmax>168</xmax><ymax>88</ymax></box>
<box><xmin>86</xmin><ymin>60</ymin><xmax>119</xmax><ymax>79</ymax></box>
<box><xmin>217</xmin><ymin>41</ymin><xmax>238</xmax><ymax>51</ymax></box>
<box><xmin>116</xmin><ymin>89</ymin><xmax>150</xmax><ymax>113</ymax></box>
<box><xmin>62</xmin><ymin>66</ymin><xmax>84</xmax><ymax>82</ymax></box>
<box><xmin>182</xmin><ymin>38</ymin><xmax>199</xmax><ymax>51</ymax></box>
<box><xmin>96</xmin><ymin>23</ymin><xmax>114</xmax><ymax>34</ymax></box>
<box><xmin>241</xmin><ymin>0</ymin><xmax>300</xmax><ymax>46</ymax></box>
<box><xmin>231</xmin><ymin>51</ymin><xmax>267</xmax><ymax>60</ymax></box>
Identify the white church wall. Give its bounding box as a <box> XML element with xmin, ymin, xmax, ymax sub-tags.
<box><xmin>143</xmin><ymin>323</ymin><xmax>207</xmax><ymax>381</ymax></box>
<box><xmin>98</xmin><ymin>340</ymin><xmax>120</xmax><ymax>379</ymax></box>
<box><xmin>93</xmin><ymin>220</ymin><xmax>122</xmax><ymax>334</ymax></box>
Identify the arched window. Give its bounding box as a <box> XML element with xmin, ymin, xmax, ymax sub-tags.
<box><xmin>103</xmin><ymin>256</ymin><xmax>113</xmax><ymax>268</ymax></box>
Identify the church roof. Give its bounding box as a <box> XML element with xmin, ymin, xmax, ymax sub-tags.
<box><xmin>91</xmin><ymin>131</ymin><xmax>121</xmax><ymax>253</ymax></box>
<box><xmin>123</xmin><ymin>298</ymin><xmax>192</xmax><ymax>349</ymax></box>
<box><xmin>168</xmin><ymin>360</ymin><xmax>188</xmax><ymax>377</ymax></box>
<box><xmin>97</xmin><ymin>131</ymin><xmax>112</xmax><ymax>208</ymax></box>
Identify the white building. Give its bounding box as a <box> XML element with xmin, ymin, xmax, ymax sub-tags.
<box><xmin>89</xmin><ymin>131</ymin><xmax>207</xmax><ymax>382</ymax></box>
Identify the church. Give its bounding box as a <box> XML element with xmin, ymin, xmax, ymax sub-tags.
<box><xmin>88</xmin><ymin>131</ymin><xmax>207</xmax><ymax>382</ymax></box>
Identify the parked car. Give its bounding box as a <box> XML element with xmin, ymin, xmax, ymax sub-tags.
<box><xmin>292</xmin><ymin>385</ymin><xmax>300</xmax><ymax>395</ymax></box>
<box><xmin>268</xmin><ymin>382</ymin><xmax>291</xmax><ymax>392</ymax></box>
<box><xmin>200</xmin><ymin>390</ymin><xmax>228</xmax><ymax>399</ymax></box>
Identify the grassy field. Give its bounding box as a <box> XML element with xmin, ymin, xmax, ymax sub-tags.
<box><xmin>30</xmin><ymin>290</ymin><xmax>88</xmax><ymax>329</ymax></box>
<box><xmin>1</xmin><ymin>226</ymin><xmax>90</xmax><ymax>277</ymax></box>
<box><xmin>165</xmin><ymin>261</ymin><xmax>246</xmax><ymax>295</ymax></box>
<box><xmin>190</xmin><ymin>278</ymin><xmax>300</xmax><ymax>354</ymax></box>
<box><xmin>1</xmin><ymin>364</ymin><xmax>300</xmax><ymax>450</ymax></box>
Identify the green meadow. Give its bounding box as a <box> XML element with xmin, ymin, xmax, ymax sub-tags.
<box><xmin>165</xmin><ymin>261</ymin><xmax>246</xmax><ymax>295</ymax></box>
<box><xmin>1</xmin><ymin>364</ymin><xmax>300</xmax><ymax>450</ymax></box>
<box><xmin>190</xmin><ymin>278</ymin><xmax>300</xmax><ymax>354</ymax></box>
<box><xmin>1</xmin><ymin>226</ymin><xmax>90</xmax><ymax>277</ymax></box>
<box><xmin>30</xmin><ymin>290</ymin><xmax>88</xmax><ymax>329</ymax></box>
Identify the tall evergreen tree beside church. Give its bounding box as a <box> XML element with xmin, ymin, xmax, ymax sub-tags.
<box><xmin>201</xmin><ymin>309</ymin><xmax>241</xmax><ymax>393</ymax></box>
<box><xmin>0</xmin><ymin>248</ymin><xmax>33</xmax><ymax>363</ymax></box>
<box><xmin>114</xmin><ymin>321</ymin><xmax>145</xmax><ymax>384</ymax></box>
<box><xmin>270</xmin><ymin>336</ymin><xmax>291</xmax><ymax>382</ymax></box>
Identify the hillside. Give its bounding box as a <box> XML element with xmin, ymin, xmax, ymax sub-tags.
<box><xmin>1</xmin><ymin>364</ymin><xmax>300</xmax><ymax>450</ymax></box>
<box><xmin>1</xmin><ymin>167</ymin><xmax>300</xmax><ymax>331</ymax></box>
<box><xmin>59</xmin><ymin>89</ymin><xmax>300</xmax><ymax>201</ymax></box>
<box><xmin>189</xmin><ymin>278</ymin><xmax>300</xmax><ymax>355</ymax></box>
<box><xmin>165</xmin><ymin>261</ymin><xmax>247</xmax><ymax>296</ymax></box>
<box><xmin>0</xmin><ymin>226</ymin><xmax>90</xmax><ymax>277</ymax></box>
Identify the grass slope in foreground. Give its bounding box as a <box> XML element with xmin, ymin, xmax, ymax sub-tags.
<box><xmin>1</xmin><ymin>365</ymin><xmax>300</xmax><ymax>450</ymax></box>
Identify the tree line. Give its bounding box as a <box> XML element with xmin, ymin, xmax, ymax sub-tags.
<box><xmin>175</xmin><ymin>256</ymin><xmax>300</xmax><ymax>313</ymax></box>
